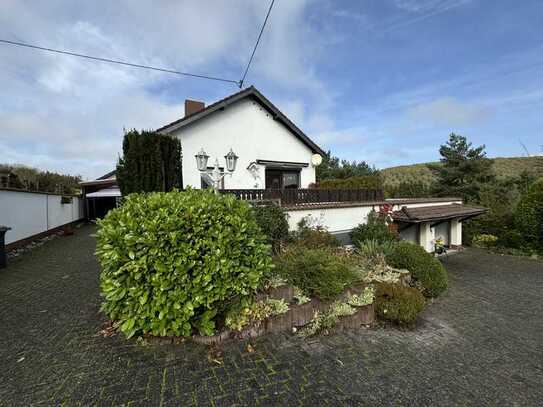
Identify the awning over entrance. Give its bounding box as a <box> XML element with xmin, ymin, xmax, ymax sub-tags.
<box><xmin>392</xmin><ymin>203</ymin><xmax>487</xmax><ymax>223</ymax></box>
<box><xmin>86</xmin><ymin>186</ymin><xmax>121</xmax><ymax>198</ymax></box>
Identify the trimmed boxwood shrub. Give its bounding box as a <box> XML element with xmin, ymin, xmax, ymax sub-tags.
<box><xmin>253</xmin><ymin>204</ymin><xmax>289</xmax><ymax>252</ymax></box>
<box><xmin>95</xmin><ymin>189</ymin><xmax>274</xmax><ymax>338</ymax></box>
<box><xmin>375</xmin><ymin>283</ymin><xmax>425</xmax><ymax>326</ymax></box>
<box><xmin>274</xmin><ymin>245</ymin><xmax>358</xmax><ymax>300</ymax></box>
<box><xmin>386</xmin><ymin>241</ymin><xmax>448</xmax><ymax>297</ymax></box>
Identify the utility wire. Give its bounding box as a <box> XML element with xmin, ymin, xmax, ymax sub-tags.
<box><xmin>0</xmin><ymin>38</ymin><xmax>240</xmax><ymax>85</ymax></box>
<box><xmin>239</xmin><ymin>0</ymin><xmax>275</xmax><ymax>88</ymax></box>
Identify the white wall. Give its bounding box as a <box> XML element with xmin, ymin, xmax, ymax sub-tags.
<box><xmin>0</xmin><ymin>190</ymin><xmax>84</xmax><ymax>245</ymax></box>
<box><xmin>450</xmin><ymin>219</ymin><xmax>462</xmax><ymax>246</ymax></box>
<box><xmin>286</xmin><ymin>200</ymin><xmax>464</xmax><ymax>251</ymax></box>
<box><xmin>286</xmin><ymin>205</ymin><xmax>377</xmax><ymax>235</ymax></box>
<box><xmin>169</xmin><ymin>99</ymin><xmax>317</xmax><ymax>189</ymax></box>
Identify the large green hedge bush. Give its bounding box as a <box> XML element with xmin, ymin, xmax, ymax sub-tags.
<box><xmin>96</xmin><ymin>189</ymin><xmax>273</xmax><ymax>338</ymax></box>
<box><xmin>253</xmin><ymin>204</ymin><xmax>289</xmax><ymax>252</ymax></box>
<box><xmin>351</xmin><ymin>211</ymin><xmax>397</xmax><ymax>246</ymax></box>
<box><xmin>374</xmin><ymin>283</ymin><xmax>425</xmax><ymax>326</ymax></box>
<box><xmin>274</xmin><ymin>245</ymin><xmax>359</xmax><ymax>300</ymax></box>
<box><xmin>116</xmin><ymin>129</ymin><xmax>182</xmax><ymax>195</ymax></box>
<box><xmin>386</xmin><ymin>241</ymin><xmax>448</xmax><ymax>297</ymax></box>
<box><xmin>315</xmin><ymin>175</ymin><xmax>382</xmax><ymax>190</ymax></box>
<box><xmin>514</xmin><ymin>178</ymin><xmax>543</xmax><ymax>252</ymax></box>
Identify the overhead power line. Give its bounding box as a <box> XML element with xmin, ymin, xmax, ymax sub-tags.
<box><xmin>239</xmin><ymin>0</ymin><xmax>275</xmax><ymax>88</ymax></box>
<box><xmin>0</xmin><ymin>38</ymin><xmax>240</xmax><ymax>85</ymax></box>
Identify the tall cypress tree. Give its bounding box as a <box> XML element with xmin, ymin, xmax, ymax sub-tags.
<box><xmin>117</xmin><ymin>129</ymin><xmax>182</xmax><ymax>195</ymax></box>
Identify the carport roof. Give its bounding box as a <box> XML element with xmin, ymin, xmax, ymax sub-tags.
<box><xmin>392</xmin><ymin>203</ymin><xmax>487</xmax><ymax>223</ymax></box>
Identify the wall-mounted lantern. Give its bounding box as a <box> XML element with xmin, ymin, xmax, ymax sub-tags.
<box><xmin>224</xmin><ymin>149</ymin><xmax>239</xmax><ymax>172</ymax></box>
<box><xmin>195</xmin><ymin>148</ymin><xmax>210</xmax><ymax>172</ymax></box>
<box><xmin>195</xmin><ymin>148</ymin><xmax>239</xmax><ymax>193</ymax></box>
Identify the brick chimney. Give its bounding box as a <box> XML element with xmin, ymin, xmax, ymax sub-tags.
<box><xmin>185</xmin><ymin>99</ymin><xmax>205</xmax><ymax>117</ymax></box>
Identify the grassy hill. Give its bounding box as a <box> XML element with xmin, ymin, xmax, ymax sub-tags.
<box><xmin>381</xmin><ymin>156</ymin><xmax>543</xmax><ymax>187</ymax></box>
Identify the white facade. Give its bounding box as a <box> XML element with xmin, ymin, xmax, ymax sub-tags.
<box><xmin>167</xmin><ymin>98</ymin><xmax>317</xmax><ymax>189</ymax></box>
<box><xmin>0</xmin><ymin>190</ymin><xmax>84</xmax><ymax>245</ymax></box>
<box><xmin>286</xmin><ymin>205</ymin><xmax>376</xmax><ymax>238</ymax></box>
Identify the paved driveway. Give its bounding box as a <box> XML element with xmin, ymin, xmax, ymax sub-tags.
<box><xmin>1</xmin><ymin>225</ymin><xmax>542</xmax><ymax>406</ymax></box>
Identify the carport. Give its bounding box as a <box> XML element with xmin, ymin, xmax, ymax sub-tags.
<box><xmin>80</xmin><ymin>172</ymin><xmax>120</xmax><ymax>220</ymax></box>
<box><xmin>392</xmin><ymin>203</ymin><xmax>487</xmax><ymax>252</ymax></box>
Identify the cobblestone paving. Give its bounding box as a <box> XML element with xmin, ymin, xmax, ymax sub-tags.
<box><xmin>1</xmin><ymin>225</ymin><xmax>542</xmax><ymax>406</ymax></box>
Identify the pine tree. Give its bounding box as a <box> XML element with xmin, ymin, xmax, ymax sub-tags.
<box><xmin>429</xmin><ymin>133</ymin><xmax>494</xmax><ymax>203</ymax></box>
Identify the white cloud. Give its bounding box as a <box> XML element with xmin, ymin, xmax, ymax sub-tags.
<box><xmin>0</xmin><ymin>0</ymin><xmax>336</xmax><ymax>180</ymax></box>
<box><xmin>406</xmin><ymin>97</ymin><xmax>491</xmax><ymax>127</ymax></box>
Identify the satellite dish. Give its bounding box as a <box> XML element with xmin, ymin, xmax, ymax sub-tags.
<box><xmin>311</xmin><ymin>154</ymin><xmax>323</xmax><ymax>166</ymax></box>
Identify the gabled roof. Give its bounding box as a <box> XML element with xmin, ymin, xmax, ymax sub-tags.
<box><xmin>392</xmin><ymin>203</ymin><xmax>487</xmax><ymax>223</ymax></box>
<box><xmin>155</xmin><ymin>86</ymin><xmax>326</xmax><ymax>156</ymax></box>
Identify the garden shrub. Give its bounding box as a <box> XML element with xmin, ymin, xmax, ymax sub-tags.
<box><xmin>514</xmin><ymin>177</ymin><xmax>543</xmax><ymax>252</ymax></box>
<box><xmin>356</xmin><ymin>239</ymin><xmax>397</xmax><ymax>259</ymax></box>
<box><xmin>274</xmin><ymin>245</ymin><xmax>359</xmax><ymax>300</ymax></box>
<box><xmin>253</xmin><ymin>204</ymin><xmax>289</xmax><ymax>252</ymax></box>
<box><xmin>224</xmin><ymin>297</ymin><xmax>289</xmax><ymax>332</ymax></box>
<box><xmin>96</xmin><ymin>189</ymin><xmax>274</xmax><ymax>338</ymax></box>
<box><xmin>374</xmin><ymin>283</ymin><xmax>425</xmax><ymax>326</ymax></box>
<box><xmin>386</xmin><ymin>241</ymin><xmax>448</xmax><ymax>297</ymax></box>
<box><xmin>472</xmin><ymin>234</ymin><xmax>499</xmax><ymax>249</ymax></box>
<box><xmin>291</xmin><ymin>216</ymin><xmax>340</xmax><ymax>248</ymax></box>
<box><xmin>361</xmin><ymin>255</ymin><xmax>409</xmax><ymax>285</ymax></box>
<box><xmin>351</xmin><ymin>211</ymin><xmax>397</xmax><ymax>246</ymax></box>
<box><xmin>299</xmin><ymin>300</ymin><xmax>357</xmax><ymax>337</ymax></box>
<box><xmin>315</xmin><ymin>175</ymin><xmax>383</xmax><ymax>190</ymax></box>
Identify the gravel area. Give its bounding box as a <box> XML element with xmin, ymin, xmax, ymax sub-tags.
<box><xmin>1</xmin><ymin>224</ymin><xmax>542</xmax><ymax>406</ymax></box>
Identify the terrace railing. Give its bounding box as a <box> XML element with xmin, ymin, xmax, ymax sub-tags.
<box><xmin>220</xmin><ymin>188</ymin><xmax>384</xmax><ymax>206</ymax></box>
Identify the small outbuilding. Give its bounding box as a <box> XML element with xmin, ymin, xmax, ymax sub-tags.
<box><xmin>392</xmin><ymin>203</ymin><xmax>487</xmax><ymax>252</ymax></box>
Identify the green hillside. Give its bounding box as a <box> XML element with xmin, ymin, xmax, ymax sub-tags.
<box><xmin>381</xmin><ymin>156</ymin><xmax>543</xmax><ymax>187</ymax></box>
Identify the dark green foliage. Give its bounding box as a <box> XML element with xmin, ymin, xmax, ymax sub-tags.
<box><xmin>463</xmin><ymin>177</ymin><xmax>527</xmax><ymax>248</ymax></box>
<box><xmin>0</xmin><ymin>163</ymin><xmax>82</xmax><ymax>194</ymax></box>
<box><xmin>316</xmin><ymin>150</ymin><xmax>379</xmax><ymax>181</ymax></box>
<box><xmin>374</xmin><ymin>283</ymin><xmax>425</xmax><ymax>326</ymax></box>
<box><xmin>116</xmin><ymin>129</ymin><xmax>182</xmax><ymax>195</ymax></box>
<box><xmin>382</xmin><ymin>157</ymin><xmax>543</xmax><ymax>189</ymax></box>
<box><xmin>386</xmin><ymin>241</ymin><xmax>448</xmax><ymax>297</ymax></box>
<box><xmin>385</xmin><ymin>181</ymin><xmax>433</xmax><ymax>198</ymax></box>
<box><xmin>95</xmin><ymin>189</ymin><xmax>273</xmax><ymax>338</ymax></box>
<box><xmin>351</xmin><ymin>211</ymin><xmax>397</xmax><ymax>246</ymax></box>
<box><xmin>429</xmin><ymin>133</ymin><xmax>494</xmax><ymax>203</ymax></box>
<box><xmin>274</xmin><ymin>245</ymin><xmax>359</xmax><ymax>300</ymax></box>
<box><xmin>314</xmin><ymin>175</ymin><xmax>383</xmax><ymax>190</ymax></box>
<box><xmin>291</xmin><ymin>216</ymin><xmax>341</xmax><ymax>248</ymax></box>
<box><xmin>253</xmin><ymin>204</ymin><xmax>289</xmax><ymax>252</ymax></box>
<box><xmin>514</xmin><ymin>178</ymin><xmax>543</xmax><ymax>252</ymax></box>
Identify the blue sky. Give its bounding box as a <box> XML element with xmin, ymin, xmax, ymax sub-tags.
<box><xmin>1</xmin><ymin>0</ymin><xmax>542</xmax><ymax>179</ymax></box>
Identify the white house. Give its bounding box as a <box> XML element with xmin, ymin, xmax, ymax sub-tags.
<box><xmin>156</xmin><ymin>86</ymin><xmax>325</xmax><ymax>190</ymax></box>
<box><xmin>79</xmin><ymin>86</ymin><xmax>486</xmax><ymax>253</ymax></box>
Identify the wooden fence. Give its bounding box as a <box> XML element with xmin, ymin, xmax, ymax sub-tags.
<box><xmin>220</xmin><ymin>188</ymin><xmax>384</xmax><ymax>205</ymax></box>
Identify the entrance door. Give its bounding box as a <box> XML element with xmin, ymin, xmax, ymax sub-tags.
<box><xmin>265</xmin><ymin>169</ymin><xmax>300</xmax><ymax>189</ymax></box>
<box><xmin>265</xmin><ymin>169</ymin><xmax>283</xmax><ymax>189</ymax></box>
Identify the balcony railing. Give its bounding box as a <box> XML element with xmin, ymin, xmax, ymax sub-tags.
<box><xmin>220</xmin><ymin>188</ymin><xmax>384</xmax><ymax>206</ymax></box>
